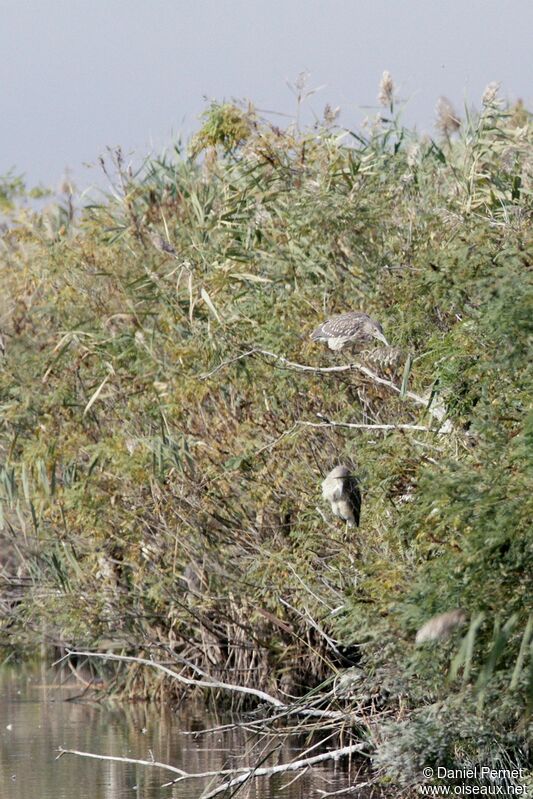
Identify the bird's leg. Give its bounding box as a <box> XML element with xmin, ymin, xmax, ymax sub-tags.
<box><xmin>344</xmin><ymin>521</ymin><xmax>357</xmax><ymax>565</ymax></box>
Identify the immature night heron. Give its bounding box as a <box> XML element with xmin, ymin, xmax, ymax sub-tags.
<box><xmin>415</xmin><ymin>609</ymin><xmax>467</xmax><ymax>644</ymax></box>
<box><xmin>322</xmin><ymin>465</ymin><xmax>361</xmax><ymax>527</ymax></box>
<box><xmin>310</xmin><ymin>311</ymin><xmax>388</xmax><ymax>351</ymax></box>
<box><xmin>149</xmin><ymin>231</ymin><xmax>177</xmax><ymax>257</ymax></box>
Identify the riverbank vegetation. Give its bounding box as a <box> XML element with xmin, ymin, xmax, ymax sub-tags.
<box><xmin>1</xmin><ymin>77</ymin><xmax>532</xmax><ymax>793</ymax></box>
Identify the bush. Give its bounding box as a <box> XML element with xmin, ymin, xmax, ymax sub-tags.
<box><xmin>1</xmin><ymin>89</ymin><xmax>531</xmax><ymax>781</ymax></box>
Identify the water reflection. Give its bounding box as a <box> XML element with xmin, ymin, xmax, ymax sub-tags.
<box><xmin>0</xmin><ymin>664</ymin><xmax>356</xmax><ymax>798</ymax></box>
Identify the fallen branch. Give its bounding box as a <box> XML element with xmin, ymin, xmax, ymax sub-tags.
<box><xmin>56</xmin><ymin>741</ymin><xmax>368</xmax><ymax>796</ymax></box>
<box><xmin>56</xmin><ymin>747</ymin><xmax>186</xmax><ymax>778</ymax></box>
<box><xmin>60</xmin><ymin>649</ymin><xmax>346</xmax><ymax>721</ymax></box>
<box><xmin>60</xmin><ymin>649</ymin><xmax>284</xmax><ymax>707</ymax></box>
<box><xmin>197</xmin><ymin>742</ymin><xmax>368</xmax><ymax>798</ymax></box>
<box><xmin>199</xmin><ymin>348</ymin><xmax>451</xmax><ymax>429</ymax></box>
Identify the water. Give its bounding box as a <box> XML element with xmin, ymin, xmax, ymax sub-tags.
<box><xmin>0</xmin><ymin>664</ymin><xmax>359</xmax><ymax>798</ymax></box>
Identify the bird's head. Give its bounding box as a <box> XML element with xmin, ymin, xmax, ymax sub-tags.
<box><xmin>371</xmin><ymin>326</ymin><xmax>389</xmax><ymax>347</ymax></box>
<box><xmin>328</xmin><ymin>464</ymin><xmax>353</xmax><ymax>479</ymax></box>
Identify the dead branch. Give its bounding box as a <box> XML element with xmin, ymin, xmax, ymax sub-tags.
<box><xmin>199</xmin><ymin>347</ymin><xmax>261</xmax><ymax>379</ymax></box>
<box><xmin>196</xmin><ymin>742</ymin><xmax>368</xmax><ymax>798</ymax></box>
<box><xmin>198</xmin><ymin>348</ymin><xmax>451</xmax><ymax>429</ymax></box>
<box><xmin>60</xmin><ymin>649</ymin><xmax>346</xmax><ymax>720</ymax></box>
<box><xmin>256</xmin><ymin>415</ymin><xmax>444</xmax><ymax>454</ymax></box>
<box><xmin>56</xmin><ymin>747</ymin><xmax>186</xmax><ymax>777</ymax></box>
<box><xmin>57</xmin><ymin>741</ymin><xmax>367</xmax><ymax>795</ymax></box>
<box><xmin>310</xmin><ymin>415</ymin><xmax>440</xmax><ymax>432</ymax></box>
<box><xmin>61</xmin><ymin>649</ymin><xmax>284</xmax><ymax>707</ymax></box>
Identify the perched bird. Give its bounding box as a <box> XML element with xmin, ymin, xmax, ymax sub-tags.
<box><xmin>415</xmin><ymin>609</ymin><xmax>467</xmax><ymax>644</ymax></box>
<box><xmin>310</xmin><ymin>311</ymin><xmax>388</xmax><ymax>351</ymax></box>
<box><xmin>322</xmin><ymin>465</ymin><xmax>361</xmax><ymax>527</ymax></box>
<box><xmin>149</xmin><ymin>231</ymin><xmax>177</xmax><ymax>257</ymax></box>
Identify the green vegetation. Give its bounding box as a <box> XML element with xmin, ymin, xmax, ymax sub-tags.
<box><xmin>1</xmin><ymin>84</ymin><xmax>532</xmax><ymax>789</ymax></box>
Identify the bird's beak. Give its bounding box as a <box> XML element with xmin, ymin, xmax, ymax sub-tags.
<box><xmin>373</xmin><ymin>330</ymin><xmax>389</xmax><ymax>346</ymax></box>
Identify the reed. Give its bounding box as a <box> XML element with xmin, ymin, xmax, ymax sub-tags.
<box><xmin>0</xmin><ymin>79</ymin><xmax>531</xmax><ymax>788</ymax></box>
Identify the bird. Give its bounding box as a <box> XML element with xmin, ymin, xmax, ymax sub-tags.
<box><xmin>322</xmin><ymin>465</ymin><xmax>361</xmax><ymax>527</ymax></box>
<box><xmin>310</xmin><ymin>311</ymin><xmax>388</xmax><ymax>351</ymax></box>
<box><xmin>149</xmin><ymin>231</ymin><xmax>177</xmax><ymax>257</ymax></box>
<box><xmin>415</xmin><ymin>609</ymin><xmax>467</xmax><ymax>644</ymax></box>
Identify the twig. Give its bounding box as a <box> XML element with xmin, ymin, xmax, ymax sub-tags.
<box><xmin>199</xmin><ymin>348</ymin><xmax>261</xmax><ymax>379</ymax></box>
<box><xmin>280</xmin><ymin>765</ymin><xmax>310</xmax><ymax>790</ymax></box>
<box><xmin>279</xmin><ymin>597</ymin><xmax>342</xmax><ymax>657</ymax></box>
<box><xmin>255</xmin><ymin>422</ymin><xmax>301</xmax><ymax>454</ymax></box>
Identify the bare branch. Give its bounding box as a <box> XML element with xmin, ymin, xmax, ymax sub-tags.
<box><xmin>60</xmin><ymin>649</ymin><xmax>348</xmax><ymax>724</ymax></box>
<box><xmin>62</xmin><ymin>649</ymin><xmax>285</xmax><ymax>707</ymax></box>
<box><xmin>279</xmin><ymin>597</ymin><xmax>343</xmax><ymax>656</ymax></box>
<box><xmin>56</xmin><ymin>746</ymin><xmax>257</xmax><ymax>781</ymax></box>
<box><xmin>256</xmin><ymin>416</ymin><xmax>444</xmax><ymax>455</ymax></box>
<box><xmin>199</xmin><ymin>348</ymin><xmax>261</xmax><ymax>379</ymax></box>
<box><xmin>311</xmin><ymin>415</ymin><xmax>438</xmax><ymax>432</ymax></box>
<box><xmin>56</xmin><ymin>747</ymin><xmax>187</xmax><ymax>777</ymax></box>
<box><xmin>57</xmin><ymin>741</ymin><xmax>368</xmax><ymax>796</ymax></box>
<box><xmin>198</xmin><ymin>348</ymin><xmax>451</xmax><ymax>429</ymax></box>
<box><xmin>197</xmin><ymin>743</ymin><xmax>368</xmax><ymax>798</ymax></box>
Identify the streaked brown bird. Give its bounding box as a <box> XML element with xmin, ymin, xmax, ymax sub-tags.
<box><xmin>322</xmin><ymin>465</ymin><xmax>361</xmax><ymax>527</ymax></box>
<box><xmin>149</xmin><ymin>231</ymin><xmax>177</xmax><ymax>257</ymax></box>
<box><xmin>310</xmin><ymin>311</ymin><xmax>388</xmax><ymax>351</ymax></box>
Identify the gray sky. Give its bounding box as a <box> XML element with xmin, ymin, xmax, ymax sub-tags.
<box><xmin>2</xmin><ymin>0</ymin><xmax>532</xmax><ymax>190</ymax></box>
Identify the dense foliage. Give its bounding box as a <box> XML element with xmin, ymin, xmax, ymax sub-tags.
<box><xmin>1</xmin><ymin>86</ymin><xmax>532</xmax><ymax>787</ymax></box>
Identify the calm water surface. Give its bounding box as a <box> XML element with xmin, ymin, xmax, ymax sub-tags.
<box><xmin>0</xmin><ymin>664</ymin><xmax>358</xmax><ymax>798</ymax></box>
